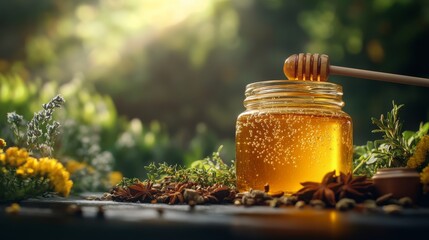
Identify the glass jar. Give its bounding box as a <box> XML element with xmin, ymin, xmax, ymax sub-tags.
<box><xmin>235</xmin><ymin>80</ymin><xmax>353</xmax><ymax>194</ymax></box>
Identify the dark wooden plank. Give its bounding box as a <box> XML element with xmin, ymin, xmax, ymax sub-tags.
<box><xmin>1</xmin><ymin>194</ymin><xmax>429</xmax><ymax>240</ymax></box>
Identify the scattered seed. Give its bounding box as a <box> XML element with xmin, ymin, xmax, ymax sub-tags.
<box><xmin>184</xmin><ymin>189</ymin><xmax>205</xmax><ymax>204</ymax></box>
<box><xmin>85</xmin><ymin>195</ymin><xmax>99</xmax><ymax>200</ymax></box>
<box><xmin>336</xmin><ymin>198</ymin><xmax>356</xmax><ymax>211</ymax></box>
<box><xmin>361</xmin><ymin>200</ymin><xmax>381</xmax><ymax>213</ymax></box>
<box><xmin>250</xmin><ymin>190</ymin><xmax>266</xmax><ymax>199</ymax></box>
<box><xmin>243</xmin><ymin>197</ymin><xmax>256</xmax><ymax>206</ymax></box>
<box><xmin>283</xmin><ymin>196</ymin><xmax>298</xmax><ymax>205</ymax></box>
<box><xmin>295</xmin><ymin>200</ymin><xmax>306</xmax><ymax>209</ymax></box>
<box><xmin>310</xmin><ymin>200</ymin><xmax>326</xmax><ymax>209</ymax></box>
<box><xmin>383</xmin><ymin>204</ymin><xmax>403</xmax><ymax>215</ymax></box>
<box><xmin>398</xmin><ymin>197</ymin><xmax>413</xmax><ymax>208</ymax></box>
<box><xmin>376</xmin><ymin>193</ymin><xmax>394</xmax><ymax>206</ymax></box>
<box><xmin>100</xmin><ymin>192</ymin><xmax>112</xmax><ymax>201</ymax></box>
<box><xmin>268</xmin><ymin>198</ymin><xmax>279</xmax><ymax>208</ymax></box>
<box><xmin>363</xmin><ymin>200</ymin><xmax>376</xmax><ymax>208</ymax></box>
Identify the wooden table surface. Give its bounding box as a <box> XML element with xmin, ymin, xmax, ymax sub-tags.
<box><xmin>1</xmin><ymin>194</ymin><xmax>429</xmax><ymax>240</ymax></box>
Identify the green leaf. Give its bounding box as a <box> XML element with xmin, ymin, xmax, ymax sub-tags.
<box><xmin>417</xmin><ymin>122</ymin><xmax>429</xmax><ymax>136</ymax></box>
<box><xmin>402</xmin><ymin>130</ymin><xmax>415</xmax><ymax>141</ymax></box>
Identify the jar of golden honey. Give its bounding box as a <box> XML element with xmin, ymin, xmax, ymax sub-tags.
<box><xmin>235</xmin><ymin>80</ymin><xmax>353</xmax><ymax>194</ymax></box>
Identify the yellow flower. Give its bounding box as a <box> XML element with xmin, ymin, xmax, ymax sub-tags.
<box><xmin>59</xmin><ymin>179</ymin><xmax>73</xmax><ymax>196</ymax></box>
<box><xmin>50</xmin><ymin>169</ymin><xmax>72</xmax><ymax>196</ymax></box>
<box><xmin>16</xmin><ymin>157</ymin><xmax>39</xmax><ymax>177</ymax></box>
<box><xmin>5</xmin><ymin>203</ymin><xmax>20</xmax><ymax>214</ymax></box>
<box><xmin>38</xmin><ymin>157</ymin><xmax>57</xmax><ymax>175</ymax></box>
<box><xmin>16</xmin><ymin>168</ymin><xmax>25</xmax><ymax>176</ymax></box>
<box><xmin>407</xmin><ymin>135</ymin><xmax>429</xmax><ymax>169</ymax></box>
<box><xmin>109</xmin><ymin>171</ymin><xmax>123</xmax><ymax>186</ymax></box>
<box><xmin>25</xmin><ymin>157</ymin><xmax>39</xmax><ymax>170</ymax></box>
<box><xmin>5</xmin><ymin>147</ymin><xmax>29</xmax><ymax>167</ymax></box>
<box><xmin>38</xmin><ymin>157</ymin><xmax>73</xmax><ymax>197</ymax></box>
<box><xmin>421</xmin><ymin>165</ymin><xmax>429</xmax><ymax>193</ymax></box>
<box><xmin>66</xmin><ymin>160</ymin><xmax>87</xmax><ymax>174</ymax></box>
<box><xmin>0</xmin><ymin>138</ymin><xmax>6</xmax><ymax>149</ymax></box>
<box><xmin>0</xmin><ymin>143</ymin><xmax>73</xmax><ymax>198</ymax></box>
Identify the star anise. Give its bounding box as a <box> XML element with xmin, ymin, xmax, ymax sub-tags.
<box><xmin>110</xmin><ymin>187</ymin><xmax>133</xmax><ymax>202</ymax></box>
<box><xmin>127</xmin><ymin>181</ymin><xmax>159</xmax><ymax>202</ymax></box>
<box><xmin>203</xmin><ymin>185</ymin><xmax>231</xmax><ymax>203</ymax></box>
<box><xmin>165</xmin><ymin>182</ymin><xmax>188</xmax><ymax>204</ymax></box>
<box><xmin>336</xmin><ymin>172</ymin><xmax>373</xmax><ymax>201</ymax></box>
<box><xmin>293</xmin><ymin>170</ymin><xmax>342</xmax><ymax>206</ymax></box>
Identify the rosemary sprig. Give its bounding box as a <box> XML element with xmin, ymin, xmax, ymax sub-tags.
<box><xmin>370</xmin><ymin>102</ymin><xmax>411</xmax><ymax>167</ymax></box>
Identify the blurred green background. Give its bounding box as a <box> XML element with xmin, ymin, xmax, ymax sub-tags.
<box><xmin>1</xmin><ymin>0</ymin><xmax>428</xmax><ymax>179</ymax></box>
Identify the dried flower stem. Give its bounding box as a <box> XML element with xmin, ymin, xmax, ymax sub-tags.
<box><xmin>7</xmin><ymin>95</ymin><xmax>65</xmax><ymax>157</ymax></box>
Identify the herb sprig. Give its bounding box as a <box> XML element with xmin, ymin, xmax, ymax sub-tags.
<box><xmin>353</xmin><ymin>102</ymin><xmax>429</xmax><ymax>176</ymax></box>
<box><xmin>144</xmin><ymin>146</ymin><xmax>236</xmax><ymax>188</ymax></box>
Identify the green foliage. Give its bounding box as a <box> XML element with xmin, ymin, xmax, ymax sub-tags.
<box><xmin>116</xmin><ymin>177</ymin><xmax>141</xmax><ymax>188</ymax></box>
<box><xmin>1</xmin><ymin>93</ymin><xmax>74</xmax><ymax>201</ymax></box>
<box><xmin>0</xmin><ymin>74</ymin><xmax>118</xmax><ymax>192</ymax></box>
<box><xmin>0</xmin><ymin>168</ymin><xmax>51</xmax><ymax>202</ymax></box>
<box><xmin>353</xmin><ymin>102</ymin><xmax>429</xmax><ymax>176</ymax></box>
<box><xmin>0</xmin><ymin>75</ymin><xmax>38</xmax><ymax>123</ymax></box>
<box><xmin>145</xmin><ymin>146</ymin><xmax>236</xmax><ymax>188</ymax></box>
<box><xmin>0</xmin><ymin>74</ymin><xmax>231</xmax><ymax>192</ymax></box>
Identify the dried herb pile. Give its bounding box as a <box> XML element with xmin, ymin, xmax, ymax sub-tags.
<box><xmin>108</xmin><ymin>180</ymin><xmax>236</xmax><ymax>205</ymax></box>
<box><xmin>144</xmin><ymin>146</ymin><xmax>236</xmax><ymax>189</ymax></box>
<box><xmin>104</xmin><ymin>146</ymin><xmax>237</xmax><ymax>205</ymax></box>
<box><xmin>105</xmin><ymin>166</ymin><xmax>376</xmax><ymax>208</ymax></box>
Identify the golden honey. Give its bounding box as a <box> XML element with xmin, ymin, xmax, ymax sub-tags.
<box><xmin>235</xmin><ymin>80</ymin><xmax>353</xmax><ymax>193</ymax></box>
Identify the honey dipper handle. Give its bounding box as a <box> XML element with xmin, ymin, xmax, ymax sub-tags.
<box><xmin>330</xmin><ymin>65</ymin><xmax>429</xmax><ymax>87</ymax></box>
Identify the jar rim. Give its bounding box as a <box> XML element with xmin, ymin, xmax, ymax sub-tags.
<box><xmin>244</xmin><ymin>80</ymin><xmax>345</xmax><ymax>110</ymax></box>
<box><xmin>246</xmin><ymin>80</ymin><xmax>341</xmax><ymax>89</ymax></box>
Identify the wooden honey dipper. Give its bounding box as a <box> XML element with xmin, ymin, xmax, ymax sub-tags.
<box><xmin>284</xmin><ymin>53</ymin><xmax>429</xmax><ymax>87</ymax></box>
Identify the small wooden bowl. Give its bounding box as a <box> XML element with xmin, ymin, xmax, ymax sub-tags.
<box><xmin>372</xmin><ymin>167</ymin><xmax>422</xmax><ymax>202</ymax></box>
